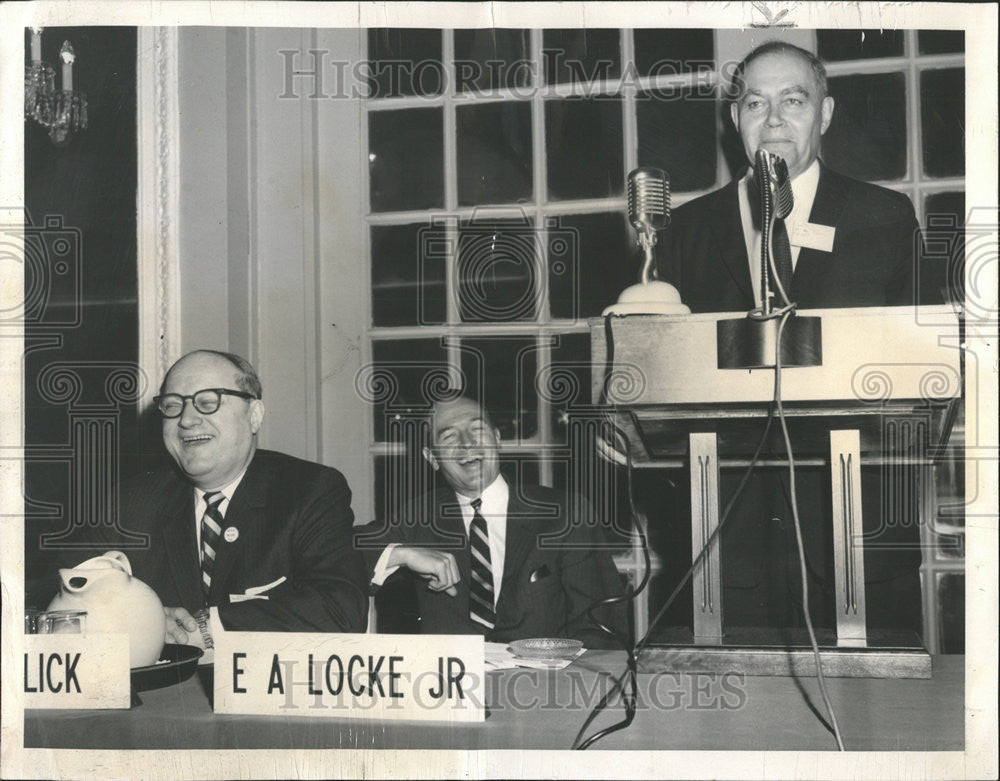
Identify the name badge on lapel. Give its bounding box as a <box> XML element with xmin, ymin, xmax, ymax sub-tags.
<box><xmin>224</xmin><ymin>526</ymin><xmax>239</xmax><ymax>543</ymax></box>
<box><xmin>790</xmin><ymin>222</ymin><xmax>836</xmax><ymax>253</ymax></box>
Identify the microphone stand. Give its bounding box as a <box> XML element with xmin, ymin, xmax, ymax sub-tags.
<box><xmin>638</xmin><ymin>226</ymin><xmax>657</xmax><ymax>285</ymax></box>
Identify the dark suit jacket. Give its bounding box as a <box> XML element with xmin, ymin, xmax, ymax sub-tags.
<box><xmin>354</xmin><ymin>481</ymin><xmax>627</xmax><ymax>648</ymax></box>
<box><xmin>657</xmin><ymin>163</ymin><xmax>936</xmax><ymax>312</ymax></box>
<box><xmin>90</xmin><ymin>449</ymin><xmax>368</xmax><ymax>632</ymax></box>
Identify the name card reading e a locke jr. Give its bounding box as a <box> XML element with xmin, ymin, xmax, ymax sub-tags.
<box><xmin>23</xmin><ymin>633</ymin><xmax>130</xmax><ymax>709</ymax></box>
<box><xmin>213</xmin><ymin>627</ymin><xmax>485</xmax><ymax>723</ymax></box>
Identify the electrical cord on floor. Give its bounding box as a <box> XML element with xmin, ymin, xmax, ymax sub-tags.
<box><xmin>773</xmin><ymin>310</ymin><xmax>846</xmax><ymax>751</ymax></box>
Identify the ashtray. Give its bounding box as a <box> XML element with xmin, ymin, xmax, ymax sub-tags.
<box><xmin>131</xmin><ymin>643</ymin><xmax>204</xmax><ymax>694</ymax></box>
<box><xmin>508</xmin><ymin>638</ymin><xmax>584</xmax><ymax>661</ymax></box>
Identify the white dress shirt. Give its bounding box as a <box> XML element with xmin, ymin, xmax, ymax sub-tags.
<box><xmin>372</xmin><ymin>473</ymin><xmax>510</xmax><ymax>608</ymax></box>
<box><xmin>738</xmin><ymin>159</ymin><xmax>821</xmax><ymax>307</ymax></box>
<box><xmin>193</xmin><ymin>466</ymin><xmax>248</xmax><ymax>564</ymax></box>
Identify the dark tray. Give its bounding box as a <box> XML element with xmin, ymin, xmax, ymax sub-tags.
<box><xmin>131</xmin><ymin>643</ymin><xmax>204</xmax><ymax>694</ymax></box>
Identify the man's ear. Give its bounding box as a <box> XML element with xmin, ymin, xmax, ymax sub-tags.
<box><xmin>422</xmin><ymin>446</ymin><xmax>439</xmax><ymax>471</ymax></box>
<box><xmin>730</xmin><ymin>101</ymin><xmax>740</xmax><ymax>131</ymax></box>
<box><xmin>493</xmin><ymin>428</ymin><xmax>501</xmax><ymax>446</ymax></box>
<box><xmin>820</xmin><ymin>95</ymin><xmax>835</xmax><ymax>135</ymax></box>
<box><xmin>249</xmin><ymin>400</ymin><xmax>265</xmax><ymax>434</ymax></box>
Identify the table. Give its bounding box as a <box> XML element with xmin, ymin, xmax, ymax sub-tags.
<box><xmin>25</xmin><ymin>652</ymin><xmax>964</xmax><ymax>751</ymax></box>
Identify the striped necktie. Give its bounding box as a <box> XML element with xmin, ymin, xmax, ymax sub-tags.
<box><xmin>200</xmin><ymin>491</ymin><xmax>225</xmax><ymax>602</ymax></box>
<box><xmin>468</xmin><ymin>498</ymin><xmax>496</xmax><ymax>630</ymax></box>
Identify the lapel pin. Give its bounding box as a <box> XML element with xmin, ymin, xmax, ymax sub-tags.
<box><xmin>223</xmin><ymin>526</ymin><xmax>239</xmax><ymax>543</ymax></box>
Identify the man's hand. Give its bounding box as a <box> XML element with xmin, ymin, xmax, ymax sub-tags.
<box><xmin>164</xmin><ymin>606</ymin><xmax>203</xmax><ymax>647</ymax></box>
<box><xmin>389</xmin><ymin>547</ymin><xmax>460</xmax><ymax>597</ymax></box>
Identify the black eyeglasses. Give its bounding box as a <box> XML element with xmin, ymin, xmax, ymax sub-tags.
<box><xmin>153</xmin><ymin>388</ymin><xmax>258</xmax><ymax>418</ymax></box>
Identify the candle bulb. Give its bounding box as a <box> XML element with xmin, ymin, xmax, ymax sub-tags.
<box><xmin>31</xmin><ymin>27</ymin><xmax>42</xmax><ymax>63</ymax></box>
<box><xmin>60</xmin><ymin>41</ymin><xmax>75</xmax><ymax>92</ymax></box>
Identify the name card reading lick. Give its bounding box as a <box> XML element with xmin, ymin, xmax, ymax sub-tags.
<box><xmin>213</xmin><ymin>629</ymin><xmax>485</xmax><ymax>722</ymax></box>
<box><xmin>23</xmin><ymin>634</ymin><xmax>130</xmax><ymax>709</ymax></box>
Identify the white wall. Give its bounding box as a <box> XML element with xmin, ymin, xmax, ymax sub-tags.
<box><xmin>176</xmin><ymin>27</ymin><xmax>372</xmax><ymax>521</ymax></box>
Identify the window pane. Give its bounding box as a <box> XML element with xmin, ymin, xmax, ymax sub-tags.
<box><xmin>458</xmin><ymin>336</ymin><xmax>538</xmax><ymax>441</ymax></box>
<box><xmin>543</xmin><ymin>29</ymin><xmax>621</xmax><ymax>85</ymax></box>
<box><xmin>636</xmin><ymin>85</ymin><xmax>718</xmax><ymax>192</ymax></box>
<box><xmin>370</xmin><ymin>339</ymin><xmax>450</xmax><ymax>440</ymax></box>
<box><xmin>369</xmin><ymin>107</ymin><xmax>444</xmax><ymax>212</ymax></box>
<box><xmin>936</xmin><ymin>572</ymin><xmax>964</xmax><ymax>654</ymax></box>
<box><xmin>453</xmin><ymin>29</ymin><xmax>531</xmax><ymax>92</ymax></box>
<box><xmin>545</xmin><ymin>96</ymin><xmax>624</xmax><ymax>200</ymax></box>
<box><xmin>921</xmin><ymin>68</ymin><xmax>965</xmax><ymax>177</ymax></box>
<box><xmin>371</xmin><ymin>223</ymin><xmax>446</xmax><ymax>327</ymax></box>
<box><xmin>633</xmin><ymin>29</ymin><xmax>714</xmax><ymax>76</ymax></box>
<box><xmin>918</xmin><ymin>30</ymin><xmax>964</xmax><ymax>55</ymax></box>
<box><xmin>545</xmin><ymin>332</ymin><xmax>593</xmax><ymax>440</ymax></box>
<box><xmin>816</xmin><ymin>29</ymin><xmax>904</xmax><ymax>61</ymax></box>
<box><xmin>367</xmin><ymin>28</ymin><xmax>443</xmax><ymax>98</ymax></box>
<box><xmin>548</xmin><ymin>212</ymin><xmax>630</xmax><ymax>319</ymax></box>
<box><xmin>925</xmin><ymin>190</ymin><xmax>966</xmax><ymax>305</ymax></box>
<box><xmin>457</xmin><ymin>217</ymin><xmax>538</xmax><ymax>322</ymax></box>
<box><xmin>456</xmin><ymin>102</ymin><xmax>533</xmax><ymax>205</ymax></box>
<box><xmin>823</xmin><ymin>72</ymin><xmax>907</xmax><ymax>181</ymax></box>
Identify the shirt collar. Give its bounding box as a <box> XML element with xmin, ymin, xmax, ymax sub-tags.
<box><xmin>196</xmin><ymin>463</ymin><xmax>251</xmax><ymax>505</ymax></box>
<box><xmin>788</xmin><ymin>159</ymin><xmax>820</xmax><ymax>224</ymax></box>
<box><xmin>454</xmin><ymin>472</ymin><xmax>508</xmax><ymax>515</ymax></box>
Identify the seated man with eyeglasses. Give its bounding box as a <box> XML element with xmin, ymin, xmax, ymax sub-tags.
<box><xmin>83</xmin><ymin>349</ymin><xmax>368</xmax><ymax>644</ymax></box>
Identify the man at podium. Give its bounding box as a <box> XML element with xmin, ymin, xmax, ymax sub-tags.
<box><xmin>654</xmin><ymin>41</ymin><xmax>941</xmax><ymax>634</ymax></box>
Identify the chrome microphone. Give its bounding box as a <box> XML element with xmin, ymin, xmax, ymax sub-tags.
<box><xmin>627</xmin><ymin>167</ymin><xmax>670</xmax><ymax>284</ymax></box>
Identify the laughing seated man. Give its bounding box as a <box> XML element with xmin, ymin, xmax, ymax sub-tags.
<box><xmin>82</xmin><ymin>349</ymin><xmax>368</xmax><ymax>646</ymax></box>
<box><xmin>355</xmin><ymin>397</ymin><xmax>627</xmax><ymax>649</ymax></box>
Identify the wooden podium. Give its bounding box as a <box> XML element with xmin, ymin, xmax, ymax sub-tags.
<box><xmin>590</xmin><ymin>305</ymin><xmax>962</xmax><ymax>678</ymax></box>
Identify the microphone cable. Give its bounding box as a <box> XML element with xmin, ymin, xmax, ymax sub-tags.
<box><xmin>575</xmin><ymin>315</ymin><xmax>777</xmax><ymax>750</ymax></box>
<box><xmin>772</xmin><ymin>310</ymin><xmax>846</xmax><ymax>751</ymax></box>
<box><xmin>579</xmin><ymin>311</ymin><xmax>847</xmax><ymax>750</ymax></box>
<box><xmin>573</xmin><ymin>419</ymin><xmax>651</xmax><ymax>750</ymax></box>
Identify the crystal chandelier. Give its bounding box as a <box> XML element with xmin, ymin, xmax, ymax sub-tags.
<box><xmin>25</xmin><ymin>27</ymin><xmax>88</xmax><ymax>145</ymax></box>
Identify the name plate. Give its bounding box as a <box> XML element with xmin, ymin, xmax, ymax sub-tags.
<box><xmin>23</xmin><ymin>633</ymin><xmax>130</xmax><ymax>709</ymax></box>
<box><xmin>213</xmin><ymin>625</ymin><xmax>485</xmax><ymax>723</ymax></box>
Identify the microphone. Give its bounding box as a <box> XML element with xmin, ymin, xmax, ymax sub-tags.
<box><xmin>627</xmin><ymin>168</ymin><xmax>670</xmax><ymax>284</ymax></box>
<box><xmin>603</xmin><ymin>167</ymin><xmax>688</xmax><ymax>315</ymax></box>
<box><xmin>753</xmin><ymin>149</ymin><xmax>795</xmax><ymax>313</ymax></box>
<box><xmin>771</xmin><ymin>155</ymin><xmax>794</xmax><ymax>219</ymax></box>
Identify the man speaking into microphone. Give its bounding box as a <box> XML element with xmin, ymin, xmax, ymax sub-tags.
<box><xmin>659</xmin><ymin>40</ymin><xmax>938</xmax><ymax>313</ymax></box>
<box><xmin>654</xmin><ymin>41</ymin><xmax>940</xmax><ymax>633</ymax></box>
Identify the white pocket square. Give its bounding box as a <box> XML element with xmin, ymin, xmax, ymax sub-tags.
<box><xmin>230</xmin><ymin>575</ymin><xmax>287</xmax><ymax>601</ymax></box>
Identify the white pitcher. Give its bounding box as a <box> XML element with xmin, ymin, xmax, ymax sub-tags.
<box><xmin>48</xmin><ymin>551</ymin><xmax>166</xmax><ymax>668</ymax></box>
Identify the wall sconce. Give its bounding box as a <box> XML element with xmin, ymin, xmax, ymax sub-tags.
<box><xmin>25</xmin><ymin>27</ymin><xmax>88</xmax><ymax>146</ymax></box>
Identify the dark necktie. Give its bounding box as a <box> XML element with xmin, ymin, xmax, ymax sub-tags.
<box><xmin>200</xmin><ymin>491</ymin><xmax>225</xmax><ymax>602</ymax></box>
<box><xmin>747</xmin><ymin>176</ymin><xmax>794</xmax><ymax>304</ymax></box>
<box><xmin>468</xmin><ymin>498</ymin><xmax>496</xmax><ymax>630</ymax></box>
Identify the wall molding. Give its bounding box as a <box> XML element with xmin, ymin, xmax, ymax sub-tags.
<box><xmin>137</xmin><ymin>27</ymin><xmax>180</xmax><ymax>399</ymax></box>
